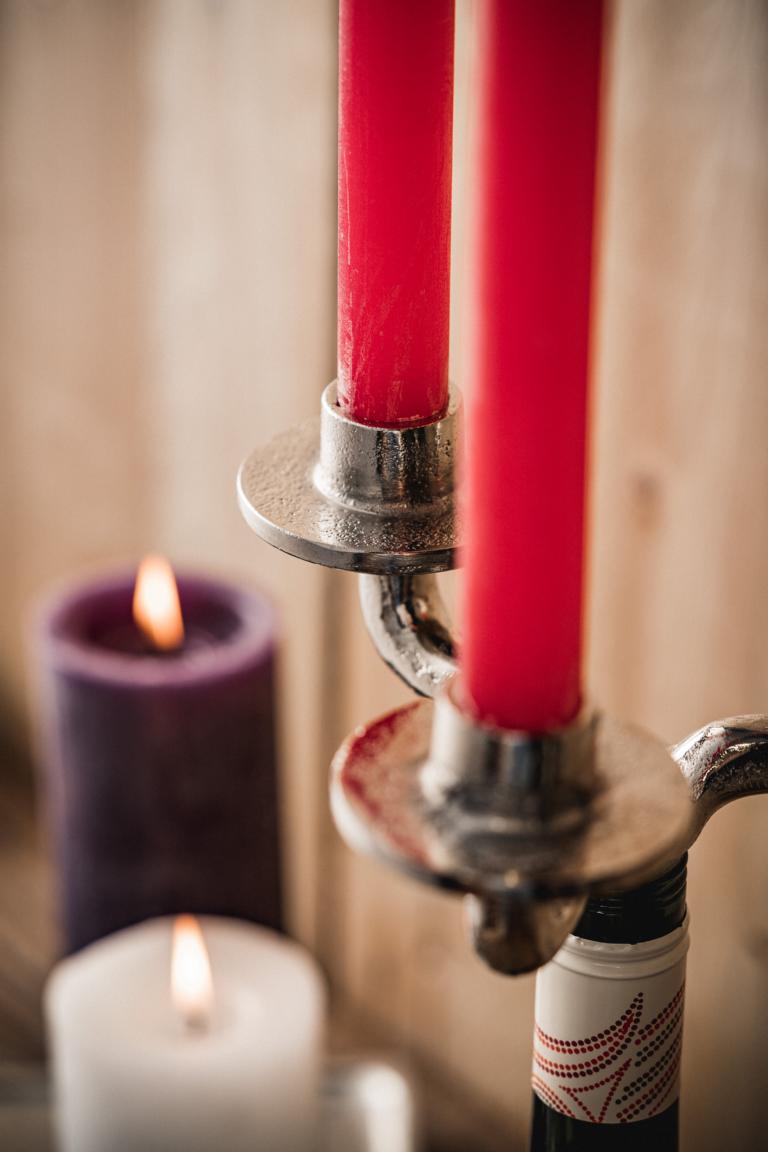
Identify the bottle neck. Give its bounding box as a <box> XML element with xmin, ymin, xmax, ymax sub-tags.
<box><xmin>574</xmin><ymin>854</ymin><xmax>688</xmax><ymax>944</ymax></box>
<box><xmin>530</xmin><ymin>857</ymin><xmax>688</xmax><ymax>1147</ymax></box>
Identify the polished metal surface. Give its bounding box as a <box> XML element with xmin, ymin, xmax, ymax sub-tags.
<box><xmin>466</xmin><ymin>891</ymin><xmax>586</xmax><ymax>977</ymax></box>
<box><xmin>671</xmin><ymin>715</ymin><xmax>768</xmax><ymax>839</ymax></box>
<box><xmin>237</xmin><ymin>383</ymin><xmax>460</xmax><ymax>574</ymax></box>
<box><xmin>332</xmin><ymin>694</ymin><xmax>768</xmax><ymax>974</ymax></box>
<box><xmin>423</xmin><ymin>691</ymin><xmax>597</xmax><ymax>829</ymax></box>
<box><xmin>358</xmin><ymin>573</ymin><xmax>457</xmax><ymax>698</ymax></box>
<box><xmin>316</xmin><ymin>383</ymin><xmax>456</xmax><ymax>514</ymax></box>
<box><xmin>331</xmin><ymin>691</ymin><xmax>693</xmax><ymax>907</ymax></box>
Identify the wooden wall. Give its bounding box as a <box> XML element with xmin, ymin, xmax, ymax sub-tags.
<box><xmin>593</xmin><ymin>4</ymin><xmax>768</xmax><ymax>1147</ymax></box>
<box><xmin>0</xmin><ymin>0</ymin><xmax>338</xmax><ymax>950</ymax></box>
<box><xmin>1</xmin><ymin>2</ymin><xmax>767</xmax><ymax>1149</ymax></box>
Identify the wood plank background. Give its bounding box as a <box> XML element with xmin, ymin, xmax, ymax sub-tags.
<box><xmin>1</xmin><ymin>2</ymin><xmax>767</xmax><ymax>1148</ymax></box>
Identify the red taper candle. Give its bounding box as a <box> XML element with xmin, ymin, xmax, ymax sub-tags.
<box><xmin>337</xmin><ymin>0</ymin><xmax>454</xmax><ymax>428</ymax></box>
<box><xmin>462</xmin><ymin>0</ymin><xmax>603</xmax><ymax>731</ymax></box>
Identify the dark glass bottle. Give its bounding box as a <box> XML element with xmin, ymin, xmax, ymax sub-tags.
<box><xmin>529</xmin><ymin>856</ymin><xmax>688</xmax><ymax>1151</ymax></box>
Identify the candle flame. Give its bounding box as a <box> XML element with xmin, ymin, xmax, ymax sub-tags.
<box><xmin>171</xmin><ymin>915</ymin><xmax>214</xmax><ymax>1030</ymax></box>
<box><xmin>133</xmin><ymin>555</ymin><xmax>185</xmax><ymax>651</ymax></box>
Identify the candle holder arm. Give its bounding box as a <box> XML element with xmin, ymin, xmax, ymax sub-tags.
<box><xmin>358</xmin><ymin>573</ymin><xmax>457</xmax><ymax>699</ymax></box>
<box><xmin>671</xmin><ymin>716</ymin><xmax>768</xmax><ymax>840</ymax></box>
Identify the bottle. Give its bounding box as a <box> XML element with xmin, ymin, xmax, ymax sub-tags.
<box><xmin>529</xmin><ymin>855</ymin><xmax>688</xmax><ymax>1150</ymax></box>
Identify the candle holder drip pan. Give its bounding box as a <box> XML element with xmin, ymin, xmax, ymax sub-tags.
<box><xmin>331</xmin><ymin>686</ymin><xmax>768</xmax><ymax>974</ymax></box>
<box><xmin>331</xmin><ymin>687</ymin><xmax>695</xmax><ymax>973</ymax></box>
<box><xmin>237</xmin><ymin>383</ymin><xmax>459</xmax><ymax>574</ymax></box>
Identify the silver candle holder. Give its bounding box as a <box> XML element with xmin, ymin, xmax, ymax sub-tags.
<box><xmin>238</xmin><ymin>382</ymin><xmax>459</xmax><ymax>574</ymax></box>
<box><xmin>238</xmin><ymin>389</ymin><xmax>768</xmax><ymax>974</ymax></box>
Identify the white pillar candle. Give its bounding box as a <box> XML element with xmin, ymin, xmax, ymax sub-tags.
<box><xmin>45</xmin><ymin>916</ymin><xmax>325</xmax><ymax>1152</ymax></box>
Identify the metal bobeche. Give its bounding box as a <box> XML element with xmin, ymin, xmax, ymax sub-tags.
<box><xmin>331</xmin><ymin>688</ymin><xmax>768</xmax><ymax>973</ymax></box>
<box><xmin>330</xmin><ymin>688</ymin><xmax>695</xmax><ymax>973</ymax></box>
<box><xmin>237</xmin><ymin>383</ymin><xmax>460</xmax><ymax>574</ymax></box>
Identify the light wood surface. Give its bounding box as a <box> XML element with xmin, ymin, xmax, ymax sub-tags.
<box><xmin>1</xmin><ymin>2</ymin><xmax>767</xmax><ymax>1149</ymax></box>
<box><xmin>593</xmin><ymin>5</ymin><xmax>768</xmax><ymax>1145</ymax></box>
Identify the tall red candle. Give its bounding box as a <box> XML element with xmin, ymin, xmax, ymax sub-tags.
<box><xmin>462</xmin><ymin>0</ymin><xmax>603</xmax><ymax>731</ymax></box>
<box><xmin>337</xmin><ymin>0</ymin><xmax>454</xmax><ymax>428</ymax></box>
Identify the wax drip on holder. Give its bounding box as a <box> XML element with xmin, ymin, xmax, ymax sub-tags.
<box><xmin>238</xmin><ymin>392</ymin><xmax>768</xmax><ymax>975</ymax></box>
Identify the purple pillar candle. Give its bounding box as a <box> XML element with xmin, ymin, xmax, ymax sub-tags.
<box><xmin>34</xmin><ymin>565</ymin><xmax>281</xmax><ymax>954</ymax></box>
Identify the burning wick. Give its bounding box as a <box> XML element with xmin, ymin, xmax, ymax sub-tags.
<box><xmin>171</xmin><ymin>915</ymin><xmax>214</xmax><ymax>1032</ymax></box>
<box><xmin>133</xmin><ymin>555</ymin><xmax>185</xmax><ymax>651</ymax></box>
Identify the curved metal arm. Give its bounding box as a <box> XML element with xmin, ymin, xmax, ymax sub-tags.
<box><xmin>358</xmin><ymin>573</ymin><xmax>458</xmax><ymax>698</ymax></box>
<box><xmin>671</xmin><ymin>715</ymin><xmax>768</xmax><ymax>841</ymax></box>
